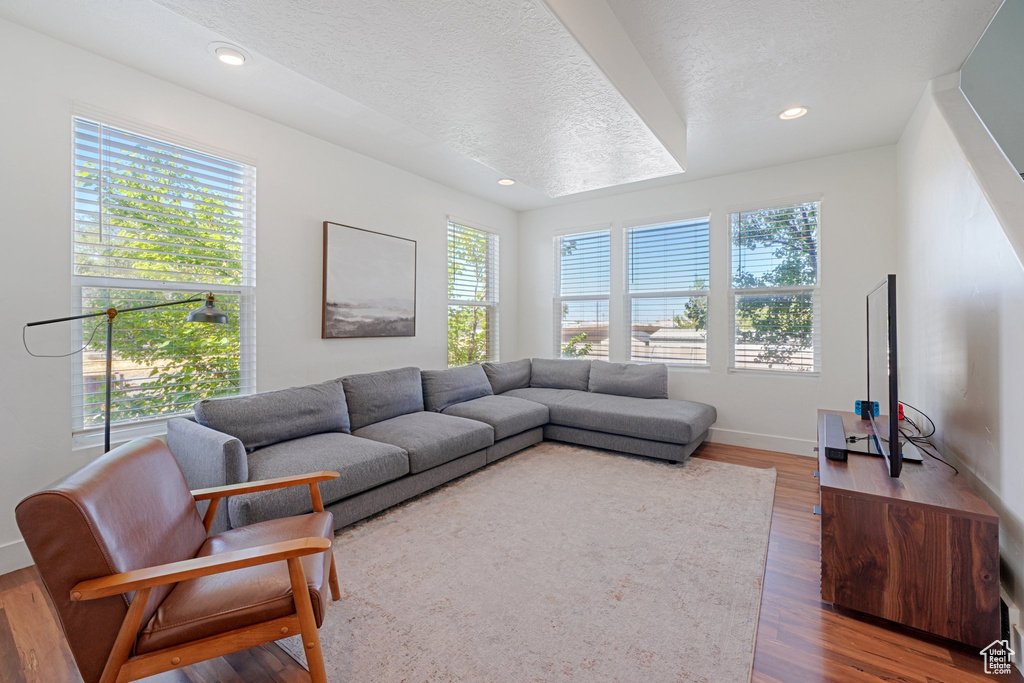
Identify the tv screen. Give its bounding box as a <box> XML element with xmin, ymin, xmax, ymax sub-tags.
<box><xmin>867</xmin><ymin>274</ymin><xmax>900</xmax><ymax>477</ymax></box>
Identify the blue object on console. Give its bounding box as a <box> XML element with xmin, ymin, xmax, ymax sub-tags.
<box><xmin>855</xmin><ymin>400</ymin><xmax>880</xmax><ymax>417</ymax></box>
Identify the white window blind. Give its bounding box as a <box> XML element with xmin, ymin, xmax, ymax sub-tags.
<box><xmin>554</xmin><ymin>230</ymin><xmax>610</xmax><ymax>359</ymax></box>
<box><xmin>72</xmin><ymin>117</ymin><xmax>256</xmax><ymax>432</ymax></box>
<box><xmin>730</xmin><ymin>201</ymin><xmax>820</xmax><ymax>372</ymax></box>
<box><xmin>447</xmin><ymin>220</ymin><xmax>498</xmax><ymax>365</ymax></box>
<box><xmin>626</xmin><ymin>218</ymin><xmax>710</xmax><ymax>365</ymax></box>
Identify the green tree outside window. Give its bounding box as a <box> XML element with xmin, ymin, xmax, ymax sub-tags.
<box><xmin>73</xmin><ymin>119</ymin><xmax>253</xmax><ymax>428</ymax></box>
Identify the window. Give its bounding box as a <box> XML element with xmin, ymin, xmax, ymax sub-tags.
<box><xmin>730</xmin><ymin>201</ymin><xmax>820</xmax><ymax>372</ymax></box>
<box><xmin>626</xmin><ymin>218</ymin><xmax>710</xmax><ymax>365</ymax></box>
<box><xmin>554</xmin><ymin>230</ymin><xmax>610</xmax><ymax>359</ymax></box>
<box><xmin>447</xmin><ymin>220</ymin><xmax>498</xmax><ymax>365</ymax></box>
<box><xmin>72</xmin><ymin>118</ymin><xmax>256</xmax><ymax>433</ymax></box>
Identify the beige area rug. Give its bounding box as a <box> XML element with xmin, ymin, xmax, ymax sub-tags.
<box><xmin>280</xmin><ymin>443</ymin><xmax>776</xmax><ymax>682</ymax></box>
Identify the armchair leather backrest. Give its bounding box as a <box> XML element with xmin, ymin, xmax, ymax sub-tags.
<box><xmin>16</xmin><ymin>438</ymin><xmax>208</xmax><ymax>683</ymax></box>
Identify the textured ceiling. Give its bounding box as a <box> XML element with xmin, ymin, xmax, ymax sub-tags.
<box><xmin>605</xmin><ymin>0</ymin><xmax>1002</xmax><ymax>183</ymax></box>
<box><xmin>0</xmin><ymin>0</ymin><xmax>552</xmax><ymax>208</ymax></box>
<box><xmin>150</xmin><ymin>0</ymin><xmax>682</xmax><ymax>198</ymax></box>
<box><xmin>0</xmin><ymin>0</ymin><xmax>1003</xmax><ymax>210</ymax></box>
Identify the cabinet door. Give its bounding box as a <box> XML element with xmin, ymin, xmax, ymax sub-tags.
<box><xmin>820</xmin><ymin>491</ymin><xmax>998</xmax><ymax>648</ymax></box>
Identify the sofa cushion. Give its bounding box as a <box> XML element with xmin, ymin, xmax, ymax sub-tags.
<box><xmin>482</xmin><ymin>358</ymin><xmax>531</xmax><ymax>394</ymax></box>
<box><xmin>343</xmin><ymin>367</ymin><xmax>424</xmax><ymax>430</ymax></box>
<box><xmin>136</xmin><ymin>511</ymin><xmax>334</xmax><ymax>654</ymax></box>
<box><xmin>194</xmin><ymin>379</ymin><xmax>350</xmax><ymax>451</ymax></box>
<box><xmin>441</xmin><ymin>395</ymin><xmax>549</xmax><ymax>441</ymax></box>
<box><xmin>354</xmin><ymin>412</ymin><xmax>494</xmax><ymax>474</ymax></box>
<box><xmin>545</xmin><ymin>392</ymin><xmax>716</xmax><ymax>445</ymax></box>
<box><xmin>227</xmin><ymin>433</ymin><xmax>409</xmax><ymax>527</ymax></box>
<box><xmin>501</xmin><ymin>387</ymin><xmax>584</xmax><ymax>407</ymax></box>
<box><xmin>530</xmin><ymin>358</ymin><xmax>592</xmax><ymax>391</ymax></box>
<box><xmin>422</xmin><ymin>365</ymin><xmax>493</xmax><ymax>412</ymax></box>
<box><xmin>588</xmin><ymin>361</ymin><xmax>669</xmax><ymax>399</ymax></box>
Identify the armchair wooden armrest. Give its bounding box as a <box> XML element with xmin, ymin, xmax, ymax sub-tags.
<box><xmin>191</xmin><ymin>471</ymin><xmax>340</xmax><ymax>533</ymax></box>
<box><xmin>70</xmin><ymin>536</ymin><xmax>332</xmax><ymax>601</ymax></box>
<box><xmin>191</xmin><ymin>471</ymin><xmax>339</xmax><ymax>500</ymax></box>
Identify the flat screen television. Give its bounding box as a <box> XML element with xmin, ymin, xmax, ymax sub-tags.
<box><xmin>866</xmin><ymin>274</ymin><xmax>901</xmax><ymax>477</ymax></box>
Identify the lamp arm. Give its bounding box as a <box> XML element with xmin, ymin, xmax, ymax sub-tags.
<box><xmin>102</xmin><ymin>294</ymin><xmax>206</xmax><ymax>317</ymax></box>
<box><xmin>23</xmin><ymin>291</ymin><xmax>219</xmax><ymax>454</ymax></box>
<box><xmin>24</xmin><ymin>294</ymin><xmax>207</xmax><ymax>327</ymax></box>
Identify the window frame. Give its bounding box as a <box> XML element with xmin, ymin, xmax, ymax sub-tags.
<box><xmin>623</xmin><ymin>215</ymin><xmax>711</xmax><ymax>367</ymax></box>
<box><xmin>553</xmin><ymin>228</ymin><xmax>611</xmax><ymax>360</ymax></box>
<box><xmin>446</xmin><ymin>218</ymin><xmax>499</xmax><ymax>366</ymax></box>
<box><xmin>727</xmin><ymin>197</ymin><xmax>822</xmax><ymax>375</ymax></box>
<box><xmin>70</xmin><ymin>114</ymin><xmax>257</xmax><ymax>443</ymax></box>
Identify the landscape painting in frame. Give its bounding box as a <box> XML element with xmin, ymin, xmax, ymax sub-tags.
<box><xmin>322</xmin><ymin>221</ymin><xmax>417</xmax><ymax>338</ymax></box>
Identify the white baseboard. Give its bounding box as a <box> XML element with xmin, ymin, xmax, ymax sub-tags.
<box><xmin>708</xmin><ymin>427</ymin><xmax>816</xmax><ymax>457</ymax></box>
<box><xmin>0</xmin><ymin>538</ymin><xmax>32</xmax><ymax>575</ymax></box>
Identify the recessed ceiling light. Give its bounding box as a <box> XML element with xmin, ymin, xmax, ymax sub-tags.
<box><xmin>497</xmin><ymin>178</ymin><xmax>516</xmax><ymax>186</ymax></box>
<box><xmin>779</xmin><ymin>106</ymin><xmax>808</xmax><ymax>120</ymax></box>
<box><xmin>208</xmin><ymin>42</ymin><xmax>250</xmax><ymax>66</ymax></box>
<box><xmin>215</xmin><ymin>47</ymin><xmax>246</xmax><ymax>66</ymax></box>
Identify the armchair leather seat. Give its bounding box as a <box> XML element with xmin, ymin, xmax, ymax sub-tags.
<box><xmin>136</xmin><ymin>511</ymin><xmax>334</xmax><ymax>654</ymax></box>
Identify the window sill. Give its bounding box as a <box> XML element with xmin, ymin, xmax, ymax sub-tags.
<box><xmin>727</xmin><ymin>367</ymin><xmax>821</xmax><ymax>378</ymax></box>
<box><xmin>665</xmin><ymin>364</ymin><xmax>711</xmax><ymax>373</ymax></box>
<box><xmin>71</xmin><ymin>415</ymin><xmax>181</xmax><ymax>451</ymax></box>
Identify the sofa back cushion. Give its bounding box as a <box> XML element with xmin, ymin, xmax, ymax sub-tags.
<box><xmin>530</xmin><ymin>358</ymin><xmax>591</xmax><ymax>391</ymax></box>
<box><xmin>194</xmin><ymin>379</ymin><xmax>350</xmax><ymax>451</ymax></box>
<box><xmin>422</xmin><ymin>365</ymin><xmax>493</xmax><ymax>412</ymax></box>
<box><xmin>482</xmin><ymin>358</ymin><xmax>531</xmax><ymax>394</ymax></box>
<box><xmin>588</xmin><ymin>360</ymin><xmax>668</xmax><ymax>399</ymax></box>
<box><xmin>343</xmin><ymin>366</ymin><xmax>424</xmax><ymax>430</ymax></box>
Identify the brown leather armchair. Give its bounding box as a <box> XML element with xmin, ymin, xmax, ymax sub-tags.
<box><xmin>16</xmin><ymin>437</ymin><xmax>340</xmax><ymax>683</ymax></box>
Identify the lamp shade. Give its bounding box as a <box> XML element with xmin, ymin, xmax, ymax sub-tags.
<box><xmin>187</xmin><ymin>294</ymin><xmax>229</xmax><ymax>324</ymax></box>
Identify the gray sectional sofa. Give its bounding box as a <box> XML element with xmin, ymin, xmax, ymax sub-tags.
<box><xmin>168</xmin><ymin>358</ymin><xmax>716</xmax><ymax>534</ymax></box>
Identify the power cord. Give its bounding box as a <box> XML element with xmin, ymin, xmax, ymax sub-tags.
<box><xmin>899</xmin><ymin>400</ymin><xmax>936</xmax><ymax>438</ymax></box>
<box><xmin>23</xmin><ymin>321</ymin><xmax>104</xmax><ymax>358</ymax></box>
<box><xmin>898</xmin><ymin>402</ymin><xmax>957</xmax><ymax>474</ymax></box>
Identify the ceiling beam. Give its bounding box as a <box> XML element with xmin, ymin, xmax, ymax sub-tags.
<box><xmin>538</xmin><ymin>0</ymin><xmax>687</xmax><ymax>172</ymax></box>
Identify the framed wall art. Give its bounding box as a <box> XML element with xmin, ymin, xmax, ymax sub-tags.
<box><xmin>322</xmin><ymin>221</ymin><xmax>417</xmax><ymax>338</ymax></box>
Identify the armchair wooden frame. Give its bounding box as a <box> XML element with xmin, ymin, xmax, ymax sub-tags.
<box><xmin>69</xmin><ymin>471</ymin><xmax>341</xmax><ymax>683</ymax></box>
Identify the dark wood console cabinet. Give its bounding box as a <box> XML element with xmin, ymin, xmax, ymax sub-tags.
<box><xmin>816</xmin><ymin>410</ymin><xmax>1000</xmax><ymax>648</ymax></box>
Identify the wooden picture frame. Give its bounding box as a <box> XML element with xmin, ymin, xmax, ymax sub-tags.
<box><xmin>322</xmin><ymin>222</ymin><xmax>417</xmax><ymax>339</ymax></box>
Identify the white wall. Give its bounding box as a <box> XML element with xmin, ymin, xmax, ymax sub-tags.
<box><xmin>0</xmin><ymin>19</ymin><xmax>518</xmax><ymax>572</ymax></box>
<box><xmin>961</xmin><ymin>0</ymin><xmax>1024</xmax><ymax>172</ymax></box>
<box><xmin>518</xmin><ymin>146</ymin><xmax>898</xmax><ymax>454</ymax></box>
<box><xmin>897</xmin><ymin>78</ymin><xmax>1024</xmax><ymax>618</ymax></box>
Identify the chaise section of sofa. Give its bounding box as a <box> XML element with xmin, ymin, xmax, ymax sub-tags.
<box><xmin>501</xmin><ymin>359</ymin><xmax>716</xmax><ymax>463</ymax></box>
<box><xmin>504</xmin><ymin>389</ymin><xmax>714</xmax><ymax>445</ymax></box>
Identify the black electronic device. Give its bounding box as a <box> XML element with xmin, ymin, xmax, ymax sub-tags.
<box><xmin>823</xmin><ymin>413</ymin><xmax>848</xmax><ymax>461</ymax></box>
<box><xmin>867</xmin><ymin>274</ymin><xmax>901</xmax><ymax>477</ymax></box>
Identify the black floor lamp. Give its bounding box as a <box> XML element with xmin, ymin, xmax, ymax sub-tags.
<box><xmin>24</xmin><ymin>293</ymin><xmax>229</xmax><ymax>452</ymax></box>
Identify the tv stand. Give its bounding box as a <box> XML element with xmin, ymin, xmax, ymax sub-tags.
<box><xmin>816</xmin><ymin>410</ymin><xmax>999</xmax><ymax>648</ymax></box>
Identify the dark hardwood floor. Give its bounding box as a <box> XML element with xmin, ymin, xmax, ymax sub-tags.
<box><xmin>1</xmin><ymin>442</ymin><xmax>1019</xmax><ymax>682</ymax></box>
